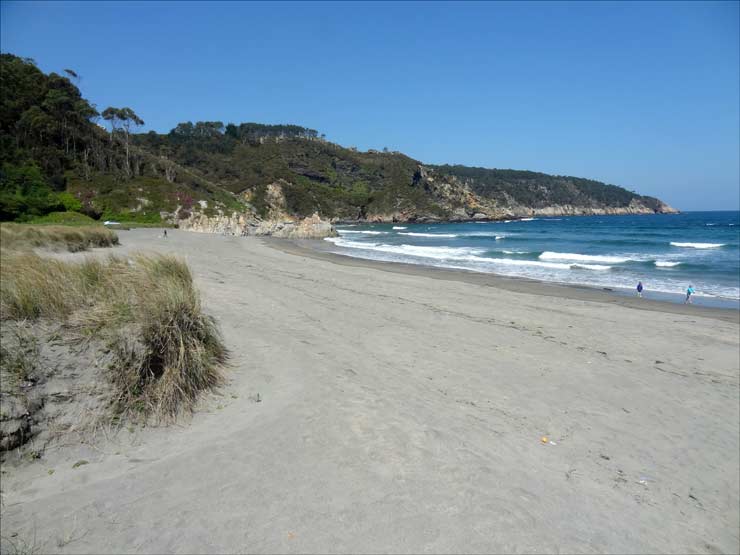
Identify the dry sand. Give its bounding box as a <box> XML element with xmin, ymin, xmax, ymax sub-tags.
<box><xmin>1</xmin><ymin>228</ymin><xmax>738</xmax><ymax>554</ymax></box>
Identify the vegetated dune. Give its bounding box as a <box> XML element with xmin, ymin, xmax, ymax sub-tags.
<box><xmin>0</xmin><ymin>223</ymin><xmax>119</xmax><ymax>252</ymax></box>
<box><xmin>1</xmin><ymin>247</ymin><xmax>227</xmax><ymax>455</ymax></box>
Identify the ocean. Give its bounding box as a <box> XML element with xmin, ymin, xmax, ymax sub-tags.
<box><xmin>325</xmin><ymin>211</ymin><xmax>740</xmax><ymax>308</ymax></box>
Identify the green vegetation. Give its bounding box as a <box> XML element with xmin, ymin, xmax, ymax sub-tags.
<box><xmin>1</xmin><ymin>51</ymin><xmax>670</xmax><ymax>224</ymax></box>
<box><xmin>0</xmin><ymin>53</ymin><xmax>249</xmax><ymax>224</ymax></box>
<box><xmin>433</xmin><ymin>165</ymin><xmax>650</xmax><ymax>209</ymax></box>
<box><xmin>0</xmin><ymin>253</ymin><xmax>227</xmax><ymax>420</ymax></box>
<box><xmin>28</xmin><ymin>211</ymin><xmax>96</xmax><ymax>225</ymax></box>
<box><xmin>0</xmin><ymin>223</ymin><xmax>119</xmax><ymax>252</ymax></box>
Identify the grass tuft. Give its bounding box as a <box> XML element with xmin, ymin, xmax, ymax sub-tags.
<box><xmin>0</xmin><ymin>223</ymin><xmax>119</xmax><ymax>252</ymax></box>
<box><xmin>0</xmin><ymin>253</ymin><xmax>226</xmax><ymax>420</ymax></box>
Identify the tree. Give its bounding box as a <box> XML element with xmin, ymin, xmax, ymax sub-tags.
<box><xmin>102</xmin><ymin>106</ymin><xmax>144</xmax><ymax>174</ymax></box>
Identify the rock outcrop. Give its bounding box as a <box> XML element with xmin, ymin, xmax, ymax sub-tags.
<box><xmin>178</xmin><ymin>211</ymin><xmax>338</xmax><ymax>239</ymax></box>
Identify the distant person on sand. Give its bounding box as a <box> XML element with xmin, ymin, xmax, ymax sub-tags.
<box><xmin>685</xmin><ymin>284</ymin><xmax>695</xmax><ymax>304</ymax></box>
<box><xmin>636</xmin><ymin>281</ymin><xmax>643</xmax><ymax>298</ymax></box>
<box><xmin>163</xmin><ymin>229</ymin><xmax>167</xmax><ymax>239</ymax></box>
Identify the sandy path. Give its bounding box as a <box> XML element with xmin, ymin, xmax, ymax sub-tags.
<box><xmin>2</xmin><ymin>229</ymin><xmax>738</xmax><ymax>554</ymax></box>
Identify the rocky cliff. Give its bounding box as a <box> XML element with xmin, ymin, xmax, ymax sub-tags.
<box><xmin>178</xmin><ymin>210</ymin><xmax>338</xmax><ymax>239</ymax></box>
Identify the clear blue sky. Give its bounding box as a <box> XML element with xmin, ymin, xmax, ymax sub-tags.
<box><xmin>2</xmin><ymin>1</ymin><xmax>738</xmax><ymax>210</ymax></box>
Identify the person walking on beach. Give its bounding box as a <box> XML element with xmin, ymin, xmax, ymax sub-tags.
<box><xmin>685</xmin><ymin>284</ymin><xmax>695</xmax><ymax>304</ymax></box>
<box><xmin>636</xmin><ymin>281</ymin><xmax>644</xmax><ymax>298</ymax></box>
<box><xmin>163</xmin><ymin>229</ymin><xmax>168</xmax><ymax>239</ymax></box>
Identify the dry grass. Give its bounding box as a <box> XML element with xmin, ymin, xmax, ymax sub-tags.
<box><xmin>0</xmin><ymin>253</ymin><xmax>226</xmax><ymax>421</ymax></box>
<box><xmin>0</xmin><ymin>223</ymin><xmax>119</xmax><ymax>253</ymax></box>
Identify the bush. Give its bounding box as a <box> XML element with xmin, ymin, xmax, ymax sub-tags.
<box><xmin>0</xmin><ymin>253</ymin><xmax>227</xmax><ymax>420</ymax></box>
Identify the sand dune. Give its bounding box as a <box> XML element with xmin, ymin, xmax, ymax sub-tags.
<box><xmin>2</xmin><ymin>229</ymin><xmax>738</xmax><ymax>554</ymax></box>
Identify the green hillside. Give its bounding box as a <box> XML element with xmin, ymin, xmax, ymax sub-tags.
<box><xmin>0</xmin><ymin>53</ymin><xmax>675</xmax><ymax>225</ymax></box>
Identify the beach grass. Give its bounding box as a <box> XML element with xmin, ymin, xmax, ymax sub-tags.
<box><xmin>0</xmin><ymin>223</ymin><xmax>119</xmax><ymax>252</ymax></box>
<box><xmin>0</xmin><ymin>253</ymin><xmax>227</xmax><ymax>420</ymax></box>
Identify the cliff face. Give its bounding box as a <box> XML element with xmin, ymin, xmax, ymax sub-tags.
<box><xmin>178</xmin><ymin>210</ymin><xmax>338</xmax><ymax>239</ymax></box>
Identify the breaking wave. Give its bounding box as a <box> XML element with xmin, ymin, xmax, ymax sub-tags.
<box><xmin>539</xmin><ymin>251</ymin><xmax>630</xmax><ymax>264</ymax></box>
<box><xmin>670</xmin><ymin>242</ymin><xmax>725</xmax><ymax>249</ymax></box>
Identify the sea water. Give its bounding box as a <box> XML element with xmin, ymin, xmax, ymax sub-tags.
<box><xmin>325</xmin><ymin>211</ymin><xmax>740</xmax><ymax>308</ymax></box>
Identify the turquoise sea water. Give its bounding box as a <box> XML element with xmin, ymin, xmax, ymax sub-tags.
<box><xmin>326</xmin><ymin>211</ymin><xmax>740</xmax><ymax>308</ymax></box>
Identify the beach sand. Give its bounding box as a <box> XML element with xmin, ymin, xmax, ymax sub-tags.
<box><xmin>2</xmin><ymin>228</ymin><xmax>738</xmax><ymax>554</ymax></box>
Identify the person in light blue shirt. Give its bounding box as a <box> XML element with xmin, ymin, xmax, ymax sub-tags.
<box><xmin>684</xmin><ymin>285</ymin><xmax>695</xmax><ymax>304</ymax></box>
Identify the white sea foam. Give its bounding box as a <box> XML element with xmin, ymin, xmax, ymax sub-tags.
<box><xmin>327</xmin><ymin>238</ymin><xmax>612</xmax><ymax>271</ymax></box>
<box><xmin>398</xmin><ymin>232</ymin><xmax>458</xmax><ymax>238</ymax></box>
<box><xmin>670</xmin><ymin>242</ymin><xmax>725</xmax><ymax>249</ymax></box>
<box><xmin>539</xmin><ymin>251</ymin><xmax>630</xmax><ymax>264</ymax></box>
<box><xmin>459</xmin><ymin>232</ymin><xmax>505</xmax><ymax>239</ymax></box>
<box><xmin>655</xmin><ymin>261</ymin><xmax>681</xmax><ymax>268</ymax></box>
<box><xmin>488</xmin><ymin>258</ymin><xmax>610</xmax><ymax>271</ymax></box>
<box><xmin>501</xmin><ymin>250</ymin><xmax>530</xmax><ymax>254</ymax></box>
<box><xmin>519</xmin><ymin>217</ymin><xmax>537</xmax><ymax>221</ymax></box>
<box><xmin>324</xmin><ymin>237</ymin><xmax>378</xmax><ymax>248</ymax></box>
<box><xmin>338</xmin><ymin>230</ymin><xmax>388</xmax><ymax>235</ymax></box>
<box><xmin>572</xmin><ymin>264</ymin><xmax>612</xmax><ymax>271</ymax></box>
<box><xmin>392</xmin><ymin>226</ymin><xmax>407</xmax><ymax>230</ymax></box>
<box><xmin>326</xmin><ymin>238</ymin><xmax>483</xmax><ymax>259</ymax></box>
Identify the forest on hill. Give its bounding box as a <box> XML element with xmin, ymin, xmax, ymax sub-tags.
<box><xmin>0</xmin><ymin>53</ymin><xmax>675</xmax><ymax>224</ymax></box>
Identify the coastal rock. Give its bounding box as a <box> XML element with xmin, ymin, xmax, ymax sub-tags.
<box><xmin>178</xmin><ymin>210</ymin><xmax>338</xmax><ymax>239</ymax></box>
<box><xmin>262</xmin><ymin>212</ymin><xmax>338</xmax><ymax>239</ymax></box>
<box><xmin>515</xmin><ymin>198</ymin><xmax>678</xmax><ymax>217</ymax></box>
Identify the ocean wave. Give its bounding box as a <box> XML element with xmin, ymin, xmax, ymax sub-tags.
<box><xmin>326</xmin><ymin>238</ymin><xmax>484</xmax><ymax>259</ymax></box>
<box><xmin>325</xmin><ymin>238</ymin><xmax>379</xmax><ymax>248</ymax></box>
<box><xmin>392</xmin><ymin>226</ymin><xmax>407</xmax><ymax>230</ymax></box>
<box><xmin>459</xmin><ymin>232</ymin><xmax>505</xmax><ymax>239</ymax></box>
<box><xmin>501</xmin><ymin>250</ymin><xmax>532</xmax><ymax>254</ymax></box>
<box><xmin>670</xmin><ymin>242</ymin><xmax>725</xmax><ymax>249</ymax></box>
<box><xmin>338</xmin><ymin>230</ymin><xmax>388</xmax><ymax>235</ymax></box>
<box><xmin>489</xmin><ymin>258</ymin><xmax>610</xmax><ymax>271</ymax></box>
<box><xmin>572</xmin><ymin>264</ymin><xmax>612</xmax><ymax>271</ymax></box>
<box><xmin>327</xmin><ymin>238</ymin><xmax>611</xmax><ymax>271</ymax></box>
<box><xmin>519</xmin><ymin>218</ymin><xmax>537</xmax><ymax>221</ymax></box>
<box><xmin>539</xmin><ymin>251</ymin><xmax>630</xmax><ymax>264</ymax></box>
<box><xmin>398</xmin><ymin>232</ymin><xmax>458</xmax><ymax>238</ymax></box>
<box><xmin>655</xmin><ymin>261</ymin><xmax>681</xmax><ymax>268</ymax></box>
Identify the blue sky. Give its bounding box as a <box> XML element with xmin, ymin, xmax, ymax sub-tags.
<box><xmin>1</xmin><ymin>1</ymin><xmax>738</xmax><ymax>210</ymax></box>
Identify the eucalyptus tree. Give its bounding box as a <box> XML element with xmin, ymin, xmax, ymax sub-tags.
<box><xmin>102</xmin><ymin>106</ymin><xmax>144</xmax><ymax>174</ymax></box>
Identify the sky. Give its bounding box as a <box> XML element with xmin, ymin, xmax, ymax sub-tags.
<box><xmin>1</xmin><ymin>1</ymin><xmax>738</xmax><ymax>211</ymax></box>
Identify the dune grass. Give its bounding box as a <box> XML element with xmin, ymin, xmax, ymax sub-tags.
<box><xmin>0</xmin><ymin>253</ymin><xmax>226</xmax><ymax>420</ymax></box>
<box><xmin>0</xmin><ymin>223</ymin><xmax>119</xmax><ymax>252</ymax></box>
<box><xmin>27</xmin><ymin>211</ymin><xmax>98</xmax><ymax>226</ymax></box>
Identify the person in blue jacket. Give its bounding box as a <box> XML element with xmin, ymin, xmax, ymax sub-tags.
<box><xmin>685</xmin><ymin>284</ymin><xmax>695</xmax><ymax>304</ymax></box>
<box><xmin>636</xmin><ymin>281</ymin><xmax>644</xmax><ymax>298</ymax></box>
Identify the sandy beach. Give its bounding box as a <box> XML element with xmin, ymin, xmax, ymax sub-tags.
<box><xmin>2</xmin><ymin>228</ymin><xmax>738</xmax><ymax>554</ymax></box>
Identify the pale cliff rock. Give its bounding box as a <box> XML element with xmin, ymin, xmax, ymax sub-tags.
<box><xmin>178</xmin><ymin>211</ymin><xmax>338</xmax><ymax>239</ymax></box>
<box><xmin>512</xmin><ymin>198</ymin><xmax>678</xmax><ymax>217</ymax></box>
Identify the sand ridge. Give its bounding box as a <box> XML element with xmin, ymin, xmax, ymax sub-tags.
<box><xmin>1</xmin><ymin>228</ymin><xmax>738</xmax><ymax>554</ymax></box>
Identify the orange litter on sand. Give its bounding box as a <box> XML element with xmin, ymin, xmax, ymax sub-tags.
<box><xmin>541</xmin><ymin>436</ymin><xmax>549</xmax><ymax>444</ymax></box>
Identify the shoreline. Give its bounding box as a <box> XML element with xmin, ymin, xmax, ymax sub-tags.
<box><xmin>268</xmin><ymin>238</ymin><xmax>740</xmax><ymax>324</ymax></box>
<box><xmin>329</xmin><ymin>210</ymin><xmax>683</xmax><ymax>225</ymax></box>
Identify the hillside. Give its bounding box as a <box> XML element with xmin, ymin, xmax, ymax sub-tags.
<box><xmin>0</xmin><ymin>54</ymin><xmax>676</xmax><ymax>227</ymax></box>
